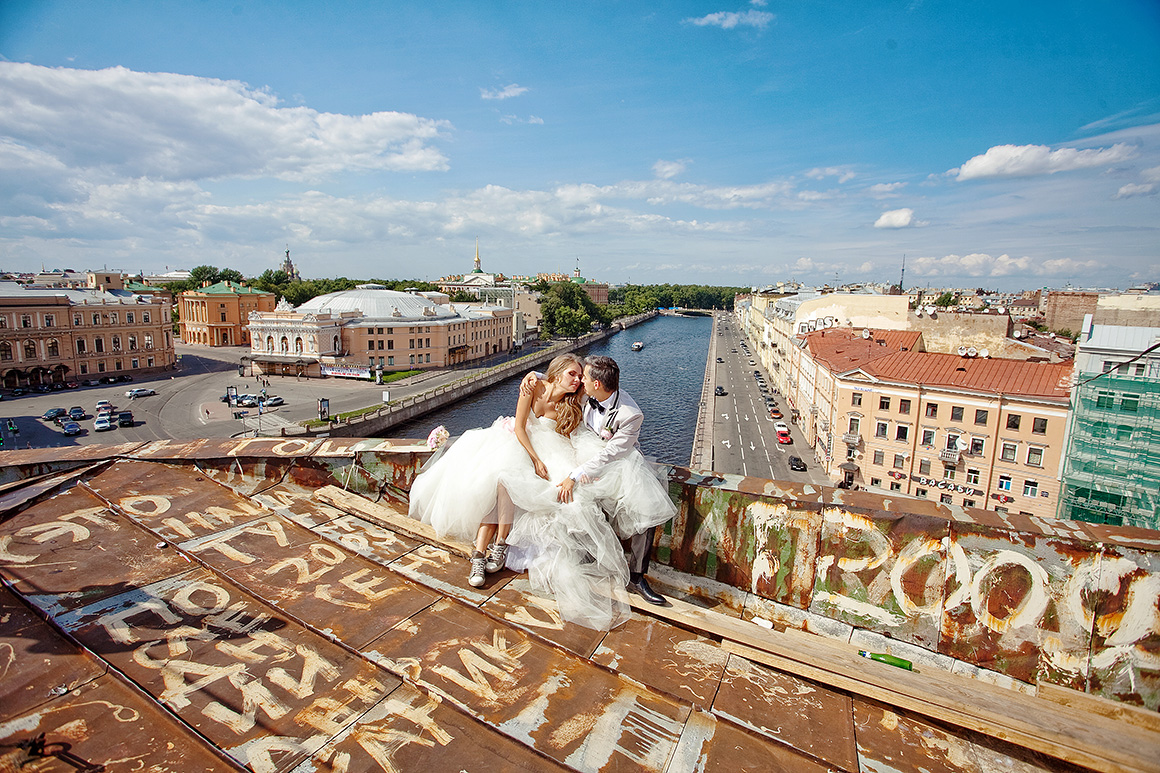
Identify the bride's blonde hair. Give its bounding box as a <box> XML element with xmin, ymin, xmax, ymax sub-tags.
<box><xmin>545</xmin><ymin>353</ymin><xmax>585</xmax><ymax>437</ymax></box>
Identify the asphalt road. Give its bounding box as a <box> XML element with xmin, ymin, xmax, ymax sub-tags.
<box><xmin>704</xmin><ymin>315</ymin><xmax>829</xmax><ymax>485</ymax></box>
<box><xmin>0</xmin><ymin>343</ymin><xmax>513</xmax><ymax>449</ymax></box>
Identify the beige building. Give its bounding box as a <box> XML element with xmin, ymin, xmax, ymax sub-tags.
<box><xmin>0</xmin><ymin>282</ymin><xmax>175</xmax><ymax>387</ymax></box>
<box><xmin>180</xmin><ymin>281</ymin><xmax>276</xmax><ymax>347</ymax></box>
<box><xmin>245</xmin><ymin>286</ymin><xmax>512</xmax><ymax>379</ymax></box>
<box><xmin>795</xmin><ymin>327</ymin><xmax>1071</xmax><ymax>519</ymax></box>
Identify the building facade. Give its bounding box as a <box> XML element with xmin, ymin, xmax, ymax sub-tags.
<box><xmin>180</xmin><ymin>281</ymin><xmax>276</xmax><ymax>347</ymax></box>
<box><xmin>0</xmin><ymin>282</ymin><xmax>175</xmax><ymax>387</ymax></box>
<box><xmin>245</xmin><ymin>286</ymin><xmax>512</xmax><ymax>379</ymax></box>
<box><xmin>1059</xmin><ymin>319</ymin><xmax>1160</xmax><ymax>529</ymax></box>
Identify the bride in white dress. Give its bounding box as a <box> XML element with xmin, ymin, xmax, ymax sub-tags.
<box><xmin>408</xmin><ymin>353</ymin><xmax>676</xmax><ymax>630</ymax></box>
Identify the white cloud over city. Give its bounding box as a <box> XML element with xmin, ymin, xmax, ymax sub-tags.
<box><xmin>952</xmin><ymin>142</ymin><xmax>1137</xmax><ymax>180</ymax></box>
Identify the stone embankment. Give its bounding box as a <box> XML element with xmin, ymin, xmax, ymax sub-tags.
<box><xmin>293</xmin><ymin>310</ymin><xmax>657</xmax><ymax>437</ymax></box>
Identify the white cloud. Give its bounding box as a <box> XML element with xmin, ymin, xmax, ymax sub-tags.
<box><xmin>499</xmin><ymin>115</ymin><xmax>544</xmax><ymax>125</ymax></box>
<box><xmin>684</xmin><ymin>9</ymin><xmax>775</xmax><ymax>30</ymax></box>
<box><xmin>750</xmin><ymin>0</ymin><xmax>768</xmax><ymax>6</ymax></box>
<box><xmin>652</xmin><ymin>159</ymin><xmax>689</xmax><ymax>179</ymax></box>
<box><xmin>1114</xmin><ymin>183</ymin><xmax>1156</xmax><ymax>199</ymax></box>
<box><xmin>0</xmin><ymin>62</ymin><xmax>451</xmax><ymax>183</ymax></box>
<box><xmin>908</xmin><ymin>252</ymin><xmax>1103</xmax><ymax>278</ymax></box>
<box><xmin>1142</xmin><ymin>165</ymin><xmax>1160</xmax><ymax>183</ymax></box>
<box><xmin>806</xmin><ymin>166</ymin><xmax>856</xmax><ymax>183</ymax></box>
<box><xmin>874</xmin><ymin>208</ymin><xmax>915</xmax><ymax>228</ymax></box>
<box><xmin>480</xmin><ymin>83</ymin><xmax>529</xmax><ymax>100</ymax></box>
<box><xmin>868</xmin><ymin>181</ymin><xmax>906</xmax><ymax>197</ymax></box>
<box><xmin>953</xmin><ymin>142</ymin><xmax>1137</xmax><ymax>180</ymax></box>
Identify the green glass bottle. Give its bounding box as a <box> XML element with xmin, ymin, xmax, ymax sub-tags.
<box><xmin>859</xmin><ymin>650</ymin><xmax>913</xmax><ymax>670</ymax></box>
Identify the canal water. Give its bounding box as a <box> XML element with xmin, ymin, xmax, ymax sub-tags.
<box><xmin>390</xmin><ymin>314</ymin><xmax>712</xmax><ymax>464</ymax></box>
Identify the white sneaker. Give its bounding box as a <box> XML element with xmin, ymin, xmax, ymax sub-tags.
<box><xmin>485</xmin><ymin>541</ymin><xmax>508</xmax><ymax>573</ymax></box>
<box><xmin>468</xmin><ymin>553</ymin><xmax>487</xmax><ymax>587</ymax></box>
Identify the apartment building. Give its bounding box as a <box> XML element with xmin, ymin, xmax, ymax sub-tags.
<box><xmin>796</xmin><ymin>327</ymin><xmax>1071</xmax><ymax>519</ymax></box>
<box><xmin>0</xmin><ymin>282</ymin><xmax>175</xmax><ymax>387</ymax></box>
<box><xmin>179</xmin><ymin>281</ymin><xmax>276</xmax><ymax>347</ymax></box>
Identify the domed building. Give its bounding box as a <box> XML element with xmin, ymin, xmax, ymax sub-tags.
<box><xmin>244</xmin><ymin>285</ymin><xmax>512</xmax><ymax>379</ymax></box>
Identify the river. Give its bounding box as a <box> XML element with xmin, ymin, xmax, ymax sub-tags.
<box><xmin>389</xmin><ymin>313</ymin><xmax>712</xmax><ymax>464</ymax></box>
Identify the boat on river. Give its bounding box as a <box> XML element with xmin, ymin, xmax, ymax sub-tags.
<box><xmin>631</xmin><ymin>341</ymin><xmax>644</xmax><ymax>351</ymax></box>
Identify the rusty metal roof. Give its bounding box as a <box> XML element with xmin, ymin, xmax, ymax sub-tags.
<box><xmin>803</xmin><ymin>328</ymin><xmax>925</xmax><ymax>372</ymax></box>
<box><xmin>859</xmin><ymin>349</ymin><xmax>1074</xmax><ymax>399</ymax></box>
<box><xmin>1</xmin><ymin>440</ymin><xmax>1156</xmax><ymax>773</ymax></box>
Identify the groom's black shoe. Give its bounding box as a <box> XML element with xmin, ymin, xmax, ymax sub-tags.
<box><xmin>628</xmin><ymin>573</ymin><xmax>665</xmax><ymax>605</ymax></box>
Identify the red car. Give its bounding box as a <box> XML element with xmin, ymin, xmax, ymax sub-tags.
<box><xmin>777</xmin><ymin>431</ymin><xmax>792</xmax><ymax>444</ymax></box>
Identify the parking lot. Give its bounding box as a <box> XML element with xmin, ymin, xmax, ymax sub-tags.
<box><xmin>702</xmin><ymin>314</ymin><xmax>828</xmax><ymax>485</ymax></box>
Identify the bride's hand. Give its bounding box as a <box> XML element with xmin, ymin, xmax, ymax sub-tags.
<box><xmin>533</xmin><ymin>458</ymin><xmax>549</xmax><ymax>480</ymax></box>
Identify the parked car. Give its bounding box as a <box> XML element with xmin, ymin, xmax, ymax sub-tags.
<box><xmin>776</xmin><ymin>431</ymin><xmax>793</xmax><ymax>445</ymax></box>
<box><xmin>93</xmin><ymin>415</ymin><xmax>114</xmax><ymax>431</ymax></box>
<box><xmin>68</xmin><ymin>407</ymin><xmax>86</xmax><ymax>421</ymax></box>
<box><xmin>117</xmin><ymin>412</ymin><xmax>134</xmax><ymax>427</ymax></box>
<box><xmin>61</xmin><ymin>421</ymin><xmax>84</xmax><ymax>436</ymax></box>
<box><xmin>51</xmin><ymin>382</ymin><xmax>65</xmax><ymax>391</ymax></box>
<box><xmin>116</xmin><ymin>374</ymin><xmax>133</xmax><ymax>383</ymax></box>
<box><xmin>95</xmin><ymin>399</ymin><xmax>114</xmax><ymax>411</ymax></box>
<box><xmin>82</xmin><ymin>379</ymin><xmax>101</xmax><ymax>387</ymax></box>
<box><xmin>65</xmin><ymin>381</ymin><xmax>80</xmax><ymax>389</ymax></box>
<box><xmin>774</xmin><ymin>421</ymin><xmax>790</xmax><ymax>434</ymax></box>
<box><xmin>769</xmin><ymin>409</ymin><xmax>783</xmax><ymax>419</ymax></box>
<box><xmin>34</xmin><ymin>384</ymin><xmax>51</xmax><ymax>393</ymax></box>
<box><xmin>714</xmin><ymin>386</ymin><xmax>727</xmax><ymax>396</ymax></box>
<box><xmin>98</xmin><ymin>376</ymin><xmax>117</xmax><ymax>385</ymax></box>
<box><xmin>716</xmin><ymin>357</ymin><xmax>724</xmax><ymax>363</ymax></box>
<box><xmin>125</xmin><ymin>388</ymin><xmax>155</xmax><ymax>398</ymax></box>
<box><xmin>41</xmin><ymin>407</ymin><xmax>67</xmax><ymax>421</ymax></box>
<box><xmin>788</xmin><ymin>456</ymin><xmax>807</xmax><ymax>472</ymax></box>
<box><xmin>262</xmin><ymin>396</ymin><xmax>284</xmax><ymax>406</ymax></box>
<box><xmin>237</xmin><ymin>395</ymin><xmax>259</xmax><ymax>407</ymax></box>
<box><xmin>10</xmin><ymin>388</ymin><xmax>26</xmax><ymax>396</ymax></box>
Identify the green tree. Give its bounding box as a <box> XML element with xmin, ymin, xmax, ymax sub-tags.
<box><xmin>933</xmin><ymin>291</ymin><xmax>957</xmax><ymax>307</ymax></box>
<box><xmin>219</xmin><ymin>268</ymin><xmax>245</xmax><ymax>284</ymax></box>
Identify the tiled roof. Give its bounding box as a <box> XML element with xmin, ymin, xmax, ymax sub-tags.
<box><xmin>859</xmin><ymin>350</ymin><xmax>1073</xmax><ymax>399</ymax></box>
<box><xmin>803</xmin><ymin>328</ymin><xmax>923</xmax><ymax>372</ymax></box>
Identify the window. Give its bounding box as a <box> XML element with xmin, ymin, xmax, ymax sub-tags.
<box><xmin>848</xmin><ymin>417</ymin><xmax>860</xmax><ymax>434</ymax></box>
<box><xmin>890</xmin><ymin>482</ymin><xmax>901</xmax><ymax>492</ymax></box>
<box><xmin>1122</xmin><ymin>394</ymin><xmax>1140</xmax><ymax>413</ymax></box>
<box><xmin>921</xmin><ymin>428</ymin><xmax>935</xmax><ymax>447</ymax></box>
<box><xmin>128</xmin><ymin>336</ymin><xmax>137</xmax><ymax>350</ymax></box>
<box><xmin>46</xmin><ymin>339</ymin><xmax>58</xmax><ymax>357</ymax></box>
<box><xmin>220</xmin><ymin>312</ymin><xmax>227</xmax><ymax>322</ymax></box>
<box><xmin>1001</xmin><ymin>442</ymin><xmax>1017</xmax><ymax>462</ymax></box>
<box><xmin>114</xmin><ymin>360</ymin><xmax>122</xmax><ymax>371</ymax></box>
<box><xmin>940</xmin><ymin>493</ymin><xmax>953</xmax><ymax>504</ymax></box>
<box><xmin>1136</xmin><ymin>363</ymin><xmax>1146</xmax><ymax>376</ymax></box>
<box><xmin>109</xmin><ymin>312</ymin><xmax>118</xmax><ymax>324</ymax></box>
<box><xmin>126</xmin><ymin>312</ymin><xmax>134</xmax><ymax>324</ymax></box>
<box><xmin>895</xmin><ymin>425</ymin><xmax>909</xmax><ymax>441</ymax></box>
<box><xmin>1027</xmin><ymin>447</ymin><xmax>1044</xmax><ymax>466</ymax></box>
<box><xmin>870</xmin><ymin>477</ymin><xmax>882</xmax><ymax>487</ymax></box>
<box><xmin>44</xmin><ymin>315</ymin><xmax>54</xmax><ymax>328</ymax></box>
<box><xmin>387</xmin><ymin>340</ymin><xmax>394</xmax><ymax>350</ymax></box>
<box><xmin>879</xmin><ymin>396</ymin><xmax>891</xmax><ymax>410</ymax></box>
<box><xmin>388</xmin><ymin>356</ymin><xmax>394</xmax><ymax>366</ymax></box>
<box><xmin>21</xmin><ymin>315</ymin><xmax>31</xmax><ymax>328</ymax></box>
<box><xmin>131</xmin><ymin>358</ymin><xmax>138</xmax><ymax>369</ymax></box>
<box><xmin>970</xmin><ymin>437</ymin><xmax>985</xmax><ymax>455</ymax></box>
<box><xmin>111</xmin><ymin>335</ymin><xmax>121</xmax><ymax>351</ymax></box>
<box><xmin>998</xmin><ymin>475</ymin><xmax>1012</xmax><ymax>492</ymax></box>
<box><xmin>966</xmin><ymin>468</ymin><xmax>980</xmax><ymax>485</ymax></box>
<box><xmin>951</xmin><ymin>406</ymin><xmax>964</xmax><ymax>422</ymax></box>
<box><xmin>92</xmin><ymin>313</ymin><xmax>100</xmax><ymax>325</ymax></box>
<box><xmin>144</xmin><ymin>333</ymin><xmax>153</xmax><ymax>348</ymax></box>
<box><xmin>1096</xmin><ymin>390</ymin><xmax>1114</xmax><ymax>409</ymax></box>
<box><xmin>147</xmin><ymin>357</ymin><xmax>154</xmax><ymax>367</ymax></box>
<box><xmin>974</xmin><ymin>409</ymin><xmax>988</xmax><ymax>425</ymax></box>
<box><xmin>97</xmin><ymin>362</ymin><xmax>105</xmax><ymax>372</ymax></box>
<box><xmin>943</xmin><ymin>466</ymin><xmax>956</xmax><ymax>481</ymax></box>
<box><xmin>0</xmin><ymin>316</ymin><xmax>7</xmax><ymax>329</ymax></box>
<box><xmin>875</xmin><ymin>421</ymin><xmax>888</xmax><ymax>438</ymax></box>
<box><xmin>80</xmin><ymin>363</ymin><xmax>88</xmax><ymax>374</ymax></box>
<box><xmin>409</xmin><ymin>354</ymin><xmax>415</xmax><ymax>364</ymax></box>
<box><xmin>73</xmin><ymin>314</ymin><xmax>82</xmax><ymax>326</ymax></box>
<box><xmin>76</xmin><ymin>339</ymin><xmax>86</xmax><ymax>354</ymax></box>
<box><xmin>23</xmin><ymin>340</ymin><xmax>35</xmax><ymax>359</ymax></box>
<box><xmin>409</xmin><ymin>339</ymin><xmax>415</xmax><ymax>349</ymax></box>
<box><xmin>893</xmin><ymin>453</ymin><xmax>906</xmax><ymax>469</ymax></box>
<box><xmin>919</xmin><ymin>459</ymin><xmax>931</xmax><ymax>475</ymax></box>
<box><xmin>1117</xmin><ymin>425</ymin><xmax>1133</xmax><ymax>441</ymax></box>
<box><xmin>916</xmin><ymin>488</ymin><xmax>928</xmax><ymax>497</ymax></box>
<box><xmin>1006</xmin><ymin>414</ymin><xmax>1021</xmax><ymax>430</ymax></box>
<box><xmin>142</xmin><ymin>312</ymin><xmax>150</xmax><ymax>323</ymax></box>
<box><xmin>898</xmin><ymin>398</ymin><xmax>911</xmax><ymax>415</ymax></box>
<box><xmin>995</xmin><ymin>506</ymin><xmax>1009</xmax><ymax>515</ymax></box>
<box><xmin>945</xmin><ymin>433</ymin><xmax>960</xmax><ymax>450</ymax></box>
<box><xmin>1023</xmin><ymin>480</ymin><xmax>1039</xmax><ymax>497</ymax></box>
<box><xmin>846</xmin><ymin>447</ymin><xmax>857</xmax><ymax>460</ymax></box>
<box><xmin>873</xmin><ymin>450</ymin><xmax>885</xmax><ymax>465</ymax></box>
<box><xmin>851</xmin><ymin>393</ymin><xmax>862</xmax><ymax>407</ymax></box>
<box><xmin>377</xmin><ymin>340</ymin><xmax>384</xmax><ymax>350</ymax></box>
<box><xmin>964</xmin><ymin>499</ymin><xmax>976</xmax><ymax>508</ymax></box>
<box><xmin>0</xmin><ymin>342</ymin><xmax>10</xmax><ymax>361</ymax></box>
<box><xmin>280</xmin><ymin>337</ymin><xmax>289</xmax><ymax>353</ymax></box>
<box><xmin>925</xmin><ymin>403</ymin><xmax>938</xmax><ymax>418</ymax></box>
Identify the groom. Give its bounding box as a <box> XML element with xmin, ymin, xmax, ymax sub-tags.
<box><xmin>547</xmin><ymin>355</ymin><xmax>666</xmax><ymax>605</ymax></box>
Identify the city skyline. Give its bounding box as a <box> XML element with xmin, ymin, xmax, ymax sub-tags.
<box><xmin>1</xmin><ymin>1</ymin><xmax>1157</xmax><ymax>290</ymax></box>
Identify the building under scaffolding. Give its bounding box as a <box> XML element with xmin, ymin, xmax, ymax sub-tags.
<box><xmin>1060</xmin><ymin>319</ymin><xmax>1160</xmax><ymax>529</ymax></box>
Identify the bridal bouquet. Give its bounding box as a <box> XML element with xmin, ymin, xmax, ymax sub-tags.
<box><xmin>426</xmin><ymin>425</ymin><xmax>450</xmax><ymax>449</ymax></box>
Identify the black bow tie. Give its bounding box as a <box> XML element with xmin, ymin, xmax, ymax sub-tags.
<box><xmin>588</xmin><ymin>397</ymin><xmax>606</xmax><ymax>413</ymax></box>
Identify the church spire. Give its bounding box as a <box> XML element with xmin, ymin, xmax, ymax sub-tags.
<box><xmin>472</xmin><ymin>238</ymin><xmax>483</xmax><ymax>273</ymax></box>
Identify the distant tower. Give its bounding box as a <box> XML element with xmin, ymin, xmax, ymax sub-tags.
<box><xmin>281</xmin><ymin>248</ymin><xmax>301</xmax><ymax>281</ymax></box>
<box><xmin>899</xmin><ymin>254</ymin><xmax>906</xmax><ymax>294</ymax></box>
<box><xmin>573</xmin><ymin>257</ymin><xmax>581</xmax><ymax>279</ymax></box>
<box><xmin>472</xmin><ymin>238</ymin><xmax>483</xmax><ymax>274</ymax></box>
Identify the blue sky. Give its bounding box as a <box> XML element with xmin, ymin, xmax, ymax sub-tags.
<box><xmin>1</xmin><ymin>1</ymin><xmax>1157</xmax><ymax>290</ymax></box>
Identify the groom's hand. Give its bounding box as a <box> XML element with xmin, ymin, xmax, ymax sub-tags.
<box><xmin>519</xmin><ymin>371</ymin><xmax>538</xmax><ymax>397</ymax></box>
<box><xmin>556</xmin><ymin>477</ymin><xmax>575</xmax><ymax>503</ymax></box>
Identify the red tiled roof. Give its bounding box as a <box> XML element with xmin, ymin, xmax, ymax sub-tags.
<box><xmin>859</xmin><ymin>350</ymin><xmax>1072</xmax><ymax>399</ymax></box>
<box><xmin>803</xmin><ymin>328</ymin><xmax>923</xmax><ymax>372</ymax></box>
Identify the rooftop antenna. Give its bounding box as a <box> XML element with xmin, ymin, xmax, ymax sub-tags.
<box><xmin>899</xmin><ymin>253</ymin><xmax>906</xmax><ymax>292</ymax></box>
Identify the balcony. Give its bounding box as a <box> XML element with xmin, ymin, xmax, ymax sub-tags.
<box><xmin>842</xmin><ymin>432</ymin><xmax>861</xmax><ymax>445</ymax></box>
<box><xmin>939</xmin><ymin>448</ymin><xmax>961</xmax><ymax>464</ymax></box>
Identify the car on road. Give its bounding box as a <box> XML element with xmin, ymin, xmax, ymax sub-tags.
<box><xmin>716</xmin><ymin>357</ymin><xmax>724</xmax><ymax>363</ymax></box>
<box><xmin>125</xmin><ymin>388</ymin><xmax>155</xmax><ymax>398</ymax></box>
<box><xmin>51</xmin><ymin>382</ymin><xmax>65</xmax><ymax>391</ymax></box>
<box><xmin>41</xmin><ymin>407</ymin><xmax>67</xmax><ymax>421</ymax></box>
<box><xmin>262</xmin><ymin>396</ymin><xmax>284</xmax><ymax>406</ymax></box>
<box><xmin>82</xmin><ymin>379</ymin><xmax>101</xmax><ymax>387</ymax></box>
<box><xmin>714</xmin><ymin>386</ymin><xmax>727</xmax><ymax>396</ymax></box>
<box><xmin>34</xmin><ymin>384</ymin><xmax>51</xmax><ymax>393</ymax></box>
<box><xmin>116</xmin><ymin>374</ymin><xmax>133</xmax><ymax>383</ymax></box>
<box><xmin>68</xmin><ymin>407</ymin><xmax>86</xmax><ymax>421</ymax></box>
<box><xmin>776</xmin><ymin>431</ymin><xmax>793</xmax><ymax>444</ymax></box>
<box><xmin>93</xmin><ymin>415</ymin><xmax>114</xmax><ymax>431</ymax></box>
<box><xmin>769</xmin><ymin>409</ymin><xmax>783</xmax><ymax>419</ymax></box>
<box><xmin>65</xmin><ymin>381</ymin><xmax>79</xmax><ymax>389</ymax></box>
<box><xmin>749</xmin><ymin>360</ymin><xmax>756</xmax><ymax>366</ymax></box>
<box><xmin>118</xmin><ymin>411</ymin><xmax>134</xmax><ymax>427</ymax></box>
<box><xmin>61</xmin><ymin>421</ymin><xmax>84</xmax><ymax>436</ymax></box>
<box><xmin>98</xmin><ymin>376</ymin><xmax>117</xmax><ymax>385</ymax></box>
<box><xmin>788</xmin><ymin>456</ymin><xmax>807</xmax><ymax>471</ymax></box>
<box><xmin>237</xmin><ymin>394</ymin><xmax>259</xmax><ymax>407</ymax></box>
<box><xmin>774</xmin><ymin>421</ymin><xmax>790</xmax><ymax>434</ymax></box>
<box><xmin>10</xmin><ymin>388</ymin><xmax>26</xmax><ymax>396</ymax></box>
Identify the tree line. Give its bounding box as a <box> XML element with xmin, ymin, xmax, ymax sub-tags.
<box><xmin>160</xmin><ymin>266</ymin><xmax>745</xmax><ymax>340</ymax></box>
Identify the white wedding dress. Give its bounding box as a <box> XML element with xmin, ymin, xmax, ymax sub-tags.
<box><xmin>408</xmin><ymin>414</ymin><xmax>676</xmax><ymax>630</ymax></box>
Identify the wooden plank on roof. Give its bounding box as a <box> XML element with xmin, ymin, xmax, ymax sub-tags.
<box><xmin>316</xmin><ymin>484</ymin><xmax>473</xmax><ymax>558</ymax></box>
